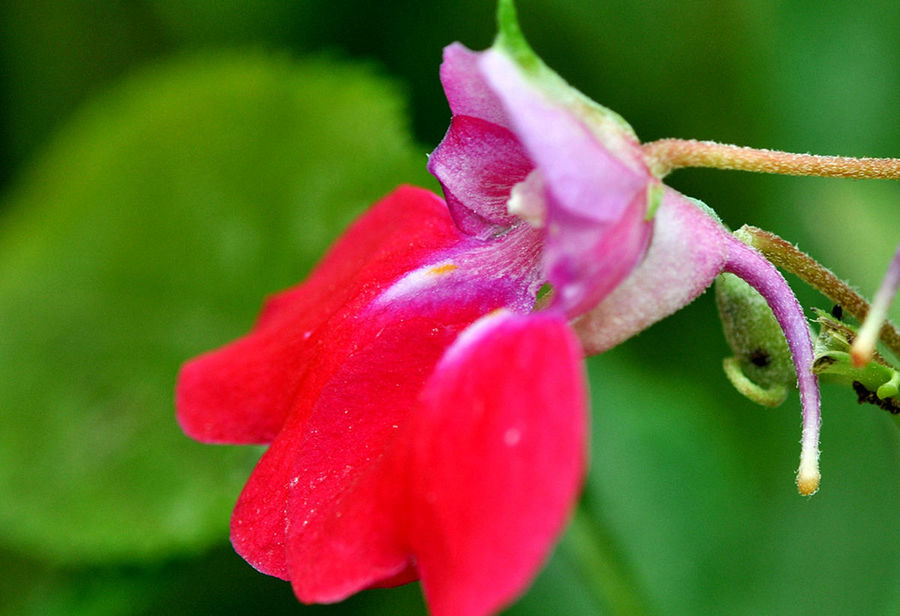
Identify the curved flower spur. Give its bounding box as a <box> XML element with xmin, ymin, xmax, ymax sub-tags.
<box><xmin>176</xmin><ymin>1</ymin><xmax>899</xmax><ymax>614</ymax></box>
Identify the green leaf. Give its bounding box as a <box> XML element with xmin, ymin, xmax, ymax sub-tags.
<box><xmin>0</xmin><ymin>52</ymin><xmax>432</xmax><ymax>563</ymax></box>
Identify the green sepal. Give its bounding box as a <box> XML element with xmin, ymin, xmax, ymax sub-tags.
<box><xmin>722</xmin><ymin>357</ymin><xmax>789</xmax><ymax>407</ymax></box>
<box><xmin>495</xmin><ymin>0</ymin><xmax>540</xmax><ymax>73</ymax></box>
<box><xmin>645</xmin><ymin>182</ymin><xmax>663</xmax><ymax>220</ymax></box>
<box><xmin>491</xmin><ymin>0</ymin><xmax>639</xmax><ymax>143</ymax></box>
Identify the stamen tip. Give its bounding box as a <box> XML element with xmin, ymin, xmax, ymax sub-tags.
<box><xmin>796</xmin><ymin>468</ymin><xmax>820</xmax><ymax>496</ymax></box>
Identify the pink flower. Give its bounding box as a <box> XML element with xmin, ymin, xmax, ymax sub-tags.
<box><xmin>427</xmin><ymin>0</ymin><xmax>820</xmax><ymax>492</ymax></box>
<box><xmin>176</xmin><ymin>1</ymin><xmax>823</xmax><ymax>613</ymax></box>
<box><xmin>428</xmin><ymin>31</ymin><xmax>658</xmax><ymax>318</ymax></box>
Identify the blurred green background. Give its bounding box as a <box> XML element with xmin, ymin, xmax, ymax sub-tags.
<box><xmin>0</xmin><ymin>1</ymin><xmax>897</xmax><ymax>614</ymax></box>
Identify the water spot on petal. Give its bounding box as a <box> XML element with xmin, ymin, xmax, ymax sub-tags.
<box><xmin>503</xmin><ymin>427</ymin><xmax>522</xmax><ymax>446</ymax></box>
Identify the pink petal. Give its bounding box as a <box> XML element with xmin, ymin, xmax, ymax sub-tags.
<box><xmin>175</xmin><ymin>186</ymin><xmax>463</xmax><ymax>444</ymax></box>
<box><xmin>440</xmin><ymin>43</ymin><xmax>511</xmax><ymax>129</ymax></box>
<box><xmin>478</xmin><ymin>50</ymin><xmax>654</xmax><ymax>315</ymax></box>
<box><xmin>410</xmin><ymin>310</ymin><xmax>587</xmax><ymax>616</ymax></box>
<box><xmin>428</xmin><ymin>115</ymin><xmax>532</xmax><ymax>237</ymax></box>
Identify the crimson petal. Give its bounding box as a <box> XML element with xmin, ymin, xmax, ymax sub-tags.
<box><xmin>229</xmin><ymin>211</ymin><xmax>544</xmax><ymax>595</ymax></box>
<box><xmin>410</xmin><ymin>310</ymin><xmax>588</xmax><ymax>616</ymax></box>
<box><xmin>175</xmin><ymin>186</ymin><xmax>463</xmax><ymax>444</ymax></box>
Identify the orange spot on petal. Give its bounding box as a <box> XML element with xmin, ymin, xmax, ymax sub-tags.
<box><xmin>427</xmin><ymin>263</ymin><xmax>459</xmax><ymax>276</ymax></box>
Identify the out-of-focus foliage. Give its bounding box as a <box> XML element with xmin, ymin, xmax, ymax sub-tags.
<box><xmin>0</xmin><ymin>1</ymin><xmax>897</xmax><ymax>615</ymax></box>
<box><xmin>0</xmin><ymin>52</ymin><xmax>430</xmax><ymax>561</ymax></box>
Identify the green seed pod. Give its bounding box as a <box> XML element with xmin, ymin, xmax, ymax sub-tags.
<box><xmin>715</xmin><ymin>258</ymin><xmax>797</xmax><ymax>407</ymax></box>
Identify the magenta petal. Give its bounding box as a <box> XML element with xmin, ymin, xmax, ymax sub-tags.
<box><xmin>440</xmin><ymin>43</ymin><xmax>511</xmax><ymax>129</ymax></box>
<box><xmin>228</xmin><ymin>305</ymin><xmax>458</xmax><ymax>581</ymax></box>
<box><xmin>411</xmin><ymin>310</ymin><xmax>587</xmax><ymax>616</ymax></box>
<box><xmin>428</xmin><ymin>115</ymin><xmax>532</xmax><ymax>237</ymax></box>
<box><xmin>231</xmin><ymin>299</ymin><xmax>508</xmax><ymax>594</ymax></box>
<box><xmin>230</xmin><ymin>228</ymin><xmax>545</xmax><ymax>600</ymax></box>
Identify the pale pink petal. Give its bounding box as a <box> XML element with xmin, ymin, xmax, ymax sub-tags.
<box><xmin>440</xmin><ymin>42</ymin><xmax>511</xmax><ymax>129</ymax></box>
<box><xmin>478</xmin><ymin>50</ymin><xmax>653</xmax><ymax>315</ymax></box>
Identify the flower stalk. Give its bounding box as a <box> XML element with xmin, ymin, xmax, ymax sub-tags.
<box><xmin>644</xmin><ymin>138</ymin><xmax>900</xmax><ymax>180</ymax></box>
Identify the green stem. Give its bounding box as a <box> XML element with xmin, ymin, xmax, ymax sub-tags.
<box><xmin>563</xmin><ymin>502</ymin><xmax>652</xmax><ymax>616</ymax></box>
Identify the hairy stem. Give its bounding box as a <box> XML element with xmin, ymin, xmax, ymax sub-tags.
<box><xmin>644</xmin><ymin>139</ymin><xmax>900</xmax><ymax>180</ymax></box>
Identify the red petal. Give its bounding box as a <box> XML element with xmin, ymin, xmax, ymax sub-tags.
<box><xmin>175</xmin><ymin>186</ymin><xmax>463</xmax><ymax>444</ymax></box>
<box><xmin>232</xmin><ymin>261</ymin><xmax>541</xmax><ymax>594</ymax></box>
<box><xmin>410</xmin><ymin>311</ymin><xmax>588</xmax><ymax>616</ymax></box>
<box><xmin>229</xmin><ymin>411</ymin><xmax>300</xmax><ymax>579</ymax></box>
<box><xmin>281</xmin><ymin>317</ymin><xmax>458</xmax><ymax>602</ymax></box>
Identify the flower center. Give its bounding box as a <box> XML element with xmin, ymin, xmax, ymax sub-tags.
<box><xmin>506</xmin><ymin>169</ymin><xmax>547</xmax><ymax>228</ymax></box>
